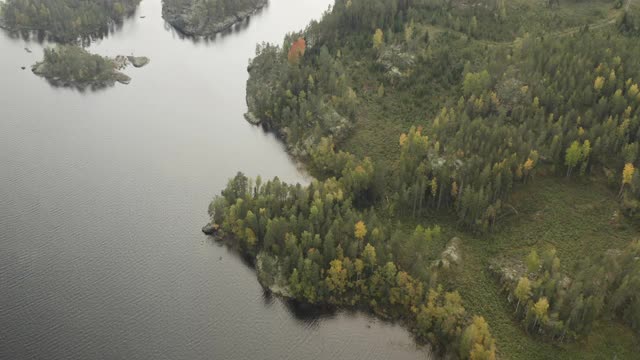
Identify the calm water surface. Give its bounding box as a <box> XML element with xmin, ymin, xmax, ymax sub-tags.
<box><xmin>0</xmin><ymin>1</ymin><xmax>433</xmax><ymax>359</ymax></box>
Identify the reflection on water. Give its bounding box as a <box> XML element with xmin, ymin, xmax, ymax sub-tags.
<box><xmin>0</xmin><ymin>0</ymin><xmax>434</xmax><ymax>359</ymax></box>
<box><xmin>1</xmin><ymin>12</ymin><xmax>136</xmax><ymax>46</ymax></box>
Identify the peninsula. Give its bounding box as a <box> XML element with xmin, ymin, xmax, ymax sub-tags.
<box><xmin>208</xmin><ymin>0</ymin><xmax>640</xmax><ymax>359</ymax></box>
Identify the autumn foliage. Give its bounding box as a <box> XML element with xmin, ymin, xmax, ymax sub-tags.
<box><xmin>287</xmin><ymin>37</ymin><xmax>306</xmax><ymax>65</ymax></box>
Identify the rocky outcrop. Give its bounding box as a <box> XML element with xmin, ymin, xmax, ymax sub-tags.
<box><xmin>127</xmin><ymin>56</ymin><xmax>150</xmax><ymax>68</ymax></box>
<box><xmin>202</xmin><ymin>223</ymin><xmax>220</xmax><ymax>235</ymax></box>
<box><xmin>256</xmin><ymin>252</ymin><xmax>291</xmax><ymax>297</ymax></box>
<box><xmin>243</xmin><ymin>111</ymin><xmax>261</xmax><ymax>125</ymax></box>
<box><xmin>114</xmin><ymin>55</ymin><xmax>150</xmax><ymax>69</ymax></box>
<box><xmin>377</xmin><ymin>45</ymin><xmax>416</xmax><ymax>79</ymax></box>
<box><xmin>114</xmin><ymin>72</ymin><xmax>132</xmax><ymax>85</ymax></box>
<box><xmin>432</xmin><ymin>237</ymin><xmax>463</xmax><ymax>270</ymax></box>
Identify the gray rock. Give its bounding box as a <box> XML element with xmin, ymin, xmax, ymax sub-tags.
<box><xmin>114</xmin><ymin>72</ymin><xmax>131</xmax><ymax>85</ymax></box>
<box><xmin>244</xmin><ymin>111</ymin><xmax>261</xmax><ymax>125</ymax></box>
<box><xmin>436</xmin><ymin>237</ymin><xmax>463</xmax><ymax>270</ymax></box>
<box><xmin>31</xmin><ymin>62</ymin><xmax>46</xmax><ymax>75</ymax></box>
<box><xmin>127</xmin><ymin>56</ymin><xmax>150</xmax><ymax>68</ymax></box>
<box><xmin>202</xmin><ymin>223</ymin><xmax>218</xmax><ymax>235</ymax></box>
<box><xmin>113</xmin><ymin>55</ymin><xmax>129</xmax><ymax>70</ymax></box>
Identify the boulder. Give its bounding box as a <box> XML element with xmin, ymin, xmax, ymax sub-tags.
<box><xmin>31</xmin><ymin>62</ymin><xmax>47</xmax><ymax>75</ymax></box>
<box><xmin>244</xmin><ymin>111</ymin><xmax>261</xmax><ymax>125</ymax></box>
<box><xmin>437</xmin><ymin>237</ymin><xmax>463</xmax><ymax>270</ymax></box>
<box><xmin>114</xmin><ymin>72</ymin><xmax>131</xmax><ymax>85</ymax></box>
<box><xmin>127</xmin><ymin>56</ymin><xmax>150</xmax><ymax>68</ymax></box>
<box><xmin>202</xmin><ymin>223</ymin><xmax>219</xmax><ymax>235</ymax></box>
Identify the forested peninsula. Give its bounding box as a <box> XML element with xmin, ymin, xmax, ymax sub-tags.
<box><xmin>162</xmin><ymin>0</ymin><xmax>267</xmax><ymax>36</ymax></box>
<box><xmin>207</xmin><ymin>0</ymin><xmax>640</xmax><ymax>359</ymax></box>
<box><xmin>0</xmin><ymin>0</ymin><xmax>141</xmax><ymax>42</ymax></box>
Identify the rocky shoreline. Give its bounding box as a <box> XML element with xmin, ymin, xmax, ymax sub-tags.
<box><xmin>162</xmin><ymin>0</ymin><xmax>268</xmax><ymax>37</ymax></box>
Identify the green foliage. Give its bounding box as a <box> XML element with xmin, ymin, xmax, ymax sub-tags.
<box><xmin>246</xmin><ymin>40</ymin><xmax>357</xmax><ymax>155</ymax></box>
<box><xmin>495</xmin><ymin>241</ymin><xmax>640</xmax><ymax>340</ymax></box>
<box><xmin>526</xmin><ymin>250</ymin><xmax>540</xmax><ymax>273</ymax></box>
<box><xmin>228</xmin><ymin>0</ymin><xmax>640</xmax><ymax>357</ymax></box>
<box><xmin>211</xmin><ymin>170</ymin><xmax>495</xmax><ymax>358</ymax></box>
<box><xmin>0</xmin><ymin>0</ymin><xmax>141</xmax><ymax>42</ymax></box>
<box><xmin>33</xmin><ymin>45</ymin><xmax>117</xmax><ymax>85</ymax></box>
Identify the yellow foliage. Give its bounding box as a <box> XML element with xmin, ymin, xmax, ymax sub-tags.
<box><xmin>490</xmin><ymin>92</ymin><xmax>500</xmax><ymax>107</ymax></box>
<box><xmin>623</xmin><ymin>163</ymin><xmax>635</xmax><ymax>186</ymax></box>
<box><xmin>354</xmin><ymin>220</ymin><xmax>367</xmax><ymax>241</ymax></box>
<box><xmin>245</xmin><ymin>228</ymin><xmax>257</xmax><ymax>248</ymax></box>
<box><xmin>629</xmin><ymin>84</ymin><xmax>639</xmax><ymax>98</ymax></box>
<box><xmin>451</xmin><ymin>181</ymin><xmax>459</xmax><ymax>197</ymax></box>
<box><xmin>399</xmin><ymin>133</ymin><xmax>408</xmax><ymax>146</ymax></box>
<box><xmin>404</xmin><ymin>22</ymin><xmax>414</xmax><ymax>43</ymax></box>
<box><xmin>524</xmin><ymin>158</ymin><xmax>534</xmax><ymax>172</ymax></box>
<box><xmin>373</xmin><ymin>28</ymin><xmax>384</xmax><ymax>50</ymax></box>
<box><xmin>533</xmin><ymin>297</ymin><xmax>549</xmax><ymax>320</ymax></box>
<box><xmin>594</xmin><ymin>76</ymin><xmax>605</xmax><ymax>91</ymax></box>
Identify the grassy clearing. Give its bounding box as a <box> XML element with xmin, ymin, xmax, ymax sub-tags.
<box><xmin>451</xmin><ymin>176</ymin><xmax>639</xmax><ymax>359</ymax></box>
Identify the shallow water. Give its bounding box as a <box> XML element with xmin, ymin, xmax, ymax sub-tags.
<box><xmin>0</xmin><ymin>1</ymin><xmax>433</xmax><ymax>359</ymax></box>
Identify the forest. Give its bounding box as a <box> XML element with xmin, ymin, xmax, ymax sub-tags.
<box><xmin>162</xmin><ymin>0</ymin><xmax>267</xmax><ymax>36</ymax></box>
<box><xmin>206</xmin><ymin>0</ymin><xmax>640</xmax><ymax>359</ymax></box>
<box><xmin>0</xmin><ymin>0</ymin><xmax>140</xmax><ymax>42</ymax></box>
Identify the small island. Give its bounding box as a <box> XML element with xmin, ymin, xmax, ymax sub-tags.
<box><xmin>162</xmin><ymin>0</ymin><xmax>267</xmax><ymax>36</ymax></box>
<box><xmin>32</xmin><ymin>45</ymin><xmax>149</xmax><ymax>89</ymax></box>
<box><xmin>0</xmin><ymin>0</ymin><xmax>141</xmax><ymax>42</ymax></box>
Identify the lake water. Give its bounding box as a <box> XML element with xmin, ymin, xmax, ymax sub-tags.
<box><xmin>0</xmin><ymin>1</ymin><xmax>433</xmax><ymax>359</ymax></box>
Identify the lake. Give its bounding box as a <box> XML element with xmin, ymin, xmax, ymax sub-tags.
<box><xmin>0</xmin><ymin>1</ymin><xmax>433</xmax><ymax>359</ymax></box>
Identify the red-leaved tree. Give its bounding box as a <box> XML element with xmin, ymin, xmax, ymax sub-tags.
<box><xmin>287</xmin><ymin>37</ymin><xmax>306</xmax><ymax>65</ymax></box>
